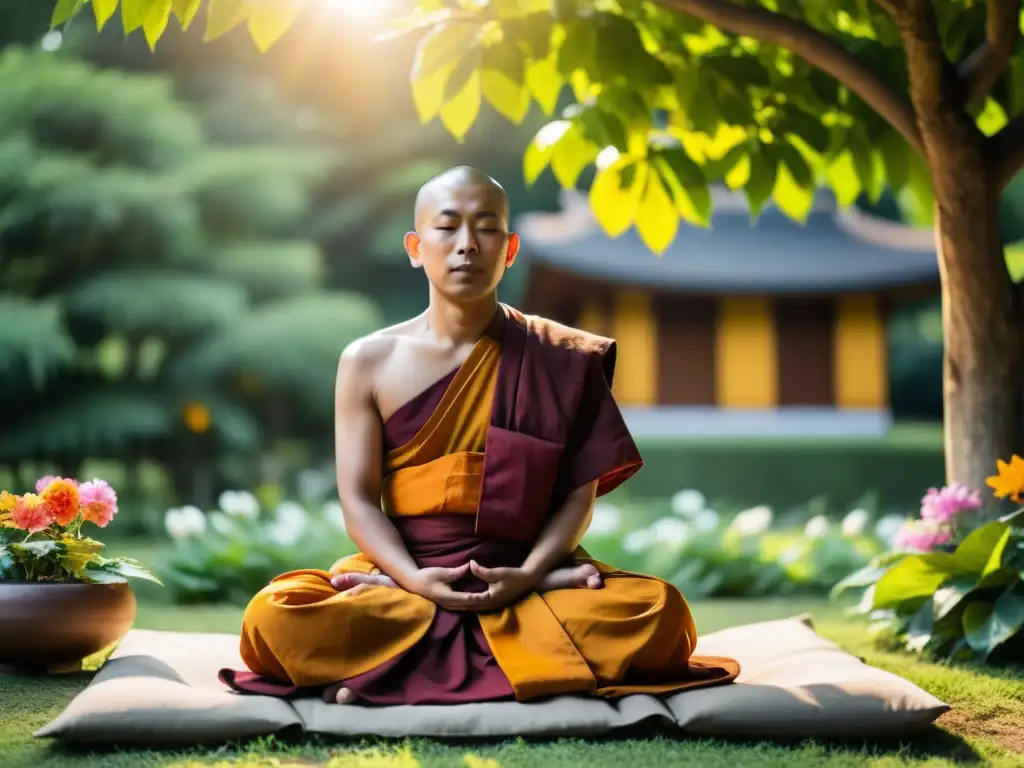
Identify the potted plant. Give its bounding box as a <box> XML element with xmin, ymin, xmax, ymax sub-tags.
<box><xmin>0</xmin><ymin>476</ymin><xmax>162</xmax><ymax>673</ymax></box>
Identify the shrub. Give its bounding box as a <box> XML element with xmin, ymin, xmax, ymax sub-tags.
<box><xmin>155</xmin><ymin>488</ymin><xmax>356</xmax><ymax>605</ymax></box>
<box><xmin>832</xmin><ymin>456</ymin><xmax>1024</xmax><ymax>663</ymax></box>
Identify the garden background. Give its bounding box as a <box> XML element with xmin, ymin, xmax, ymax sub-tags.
<box><xmin>2</xmin><ymin>0</ymin><xmax>1024</xmax><ymax>765</ymax></box>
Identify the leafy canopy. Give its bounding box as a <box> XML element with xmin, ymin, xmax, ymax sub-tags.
<box><xmin>49</xmin><ymin>0</ymin><xmax>1024</xmax><ymax>254</ymax></box>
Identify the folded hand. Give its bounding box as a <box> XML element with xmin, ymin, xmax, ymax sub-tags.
<box><xmin>464</xmin><ymin>560</ymin><xmax>538</xmax><ymax>612</ymax></box>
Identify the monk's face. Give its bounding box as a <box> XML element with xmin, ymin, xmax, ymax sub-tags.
<box><xmin>405</xmin><ymin>182</ymin><xmax>520</xmax><ymax>301</ymax></box>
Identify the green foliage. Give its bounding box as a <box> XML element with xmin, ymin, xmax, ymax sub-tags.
<box><xmin>0</xmin><ymin>298</ymin><xmax>75</xmax><ymax>389</ymax></box>
<box><xmin>155</xmin><ymin>492</ymin><xmax>356</xmax><ymax>605</ymax></box>
<box><xmin>833</xmin><ymin>512</ymin><xmax>1024</xmax><ymax>662</ymax></box>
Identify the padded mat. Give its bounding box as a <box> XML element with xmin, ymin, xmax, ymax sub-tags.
<box><xmin>34</xmin><ymin>616</ymin><xmax>949</xmax><ymax>746</ymax></box>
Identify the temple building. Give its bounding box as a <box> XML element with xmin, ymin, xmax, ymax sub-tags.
<box><xmin>515</xmin><ymin>187</ymin><xmax>940</xmax><ymax>438</ymax></box>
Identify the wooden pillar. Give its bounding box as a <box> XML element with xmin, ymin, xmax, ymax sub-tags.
<box><xmin>833</xmin><ymin>293</ymin><xmax>888</xmax><ymax>409</ymax></box>
<box><xmin>715</xmin><ymin>296</ymin><xmax>778</xmax><ymax>408</ymax></box>
<box><xmin>610</xmin><ymin>290</ymin><xmax>658</xmax><ymax>406</ymax></box>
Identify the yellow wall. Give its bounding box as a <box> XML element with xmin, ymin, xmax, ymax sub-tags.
<box><xmin>610</xmin><ymin>290</ymin><xmax>657</xmax><ymax>406</ymax></box>
<box><xmin>576</xmin><ymin>296</ymin><xmax>607</xmax><ymax>337</ymax></box>
<box><xmin>715</xmin><ymin>297</ymin><xmax>778</xmax><ymax>407</ymax></box>
<box><xmin>834</xmin><ymin>294</ymin><xmax>888</xmax><ymax>408</ymax></box>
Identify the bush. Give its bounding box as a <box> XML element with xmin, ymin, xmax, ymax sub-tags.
<box><xmin>581</xmin><ymin>490</ymin><xmax>894</xmax><ymax>598</ymax></box>
<box><xmin>832</xmin><ymin>461</ymin><xmax>1024</xmax><ymax>664</ymax></box>
<box><xmin>155</xmin><ymin>488</ymin><xmax>356</xmax><ymax>605</ymax></box>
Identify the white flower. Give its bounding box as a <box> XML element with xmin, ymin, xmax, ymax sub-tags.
<box><xmin>297</xmin><ymin>469</ymin><xmax>334</xmax><ymax>501</ymax></box>
<box><xmin>322</xmin><ymin>501</ymin><xmax>346</xmax><ymax>532</ymax></box>
<box><xmin>727</xmin><ymin>505</ymin><xmax>773</xmax><ymax>537</ymax></box>
<box><xmin>650</xmin><ymin>516</ymin><xmax>691</xmax><ymax>546</ymax></box>
<box><xmin>841</xmin><ymin>508</ymin><xmax>870</xmax><ymax>538</ymax></box>
<box><xmin>804</xmin><ymin>514</ymin><xmax>829</xmax><ymax>540</ymax></box>
<box><xmin>267</xmin><ymin>501</ymin><xmax>308</xmax><ymax>547</ymax></box>
<box><xmin>208</xmin><ymin>511</ymin><xmax>235</xmax><ymax>536</ymax></box>
<box><xmin>670</xmin><ymin>489</ymin><xmax>706</xmax><ymax>518</ymax></box>
<box><xmin>588</xmin><ymin>503</ymin><xmax>622</xmax><ymax>536</ymax></box>
<box><xmin>164</xmin><ymin>505</ymin><xmax>207</xmax><ymax>540</ymax></box>
<box><xmin>693</xmin><ymin>509</ymin><xmax>720</xmax><ymax>532</ymax></box>
<box><xmin>875</xmin><ymin>513</ymin><xmax>908</xmax><ymax>546</ymax></box>
<box><xmin>621</xmin><ymin>528</ymin><xmax>655</xmax><ymax>554</ymax></box>
<box><xmin>218</xmin><ymin>490</ymin><xmax>259</xmax><ymax>520</ymax></box>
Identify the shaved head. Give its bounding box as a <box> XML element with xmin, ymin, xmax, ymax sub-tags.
<box><xmin>414</xmin><ymin>166</ymin><xmax>509</xmax><ymax>230</ymax></box>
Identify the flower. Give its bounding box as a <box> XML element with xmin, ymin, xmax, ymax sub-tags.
<box><xmin>727</xmin><ymin>505</ymin><xmax>773</xmax><ymax>537</ymax></box>
<box><xmin>920</xmin><ymin>484</ymin><xmax>982</xmax><ymax>524</ymax></box>
<box><xmin>841</xmin><ymin>508</ymin><xmax>870</xmax><ymax>537</ymax></box>
<box><xmin>34</xmin><ymin>475</ymin><xmax>56</xmax><ymax>493</ymax></box>
<box><xmin>322</xmin><ymin>501</ymin><xmax>347</xmax><ymax>532</ymax></box>
<box><xmin>692</xmin><ymin>509</ymin><xmax>720</xmax><ymax>531</ymax></box>
<box><xmin>587</xmin><ymin>503</ymin><xmax>622</xmax><ymax>536</ymax></box>
<box><xmin>621</xmin><ymin>527</ymin><xmax>655</xmax><ymax>554</ymax></box>
<box><xmin>804</xmin><ymin>515</ymin><xmax>829</xmax><ymax>540</ymax></box>
<box><xmin>11</xmin><ymin>493</ymin><xmax>55</xmax><ymax>533</ymax></box>
<box><xmin>670</xmin><ymin>490</ymin><xmax>706</xmax><ymax>518</ymax></box>
<box><xmin>218</xmin><ymin>490</ymin><xmax>260</xmax><ymax>520</ymax></box>
<box><xmin>0</xmin><ymin>490</ymin><xmax>15</xmax><ymax>514</ymax></box>
<box><xmin>986</xmin><ymin>454</ymin><xmax>1024</xmax><ymax>504</ymax></box>
<box><xmin>266</xmin><ymin>501</ymin><xmax>309</xmax><ymax>547</ymax></box>
<box><xmin>650</xmin><ymin>516</ymin><xmax>691</xmax><ymax>546</ymax></box>
<box><xmin>164</xmin><ymin>505</ymin><xmax>207</xmax><ymax>540</ymax></box>
<box><xmin>79</xmin><ymin>479</ymin><xmax>118</xmax><ymax>528</ymax></box>
<box><xmin>39</xmin><ymin>477</ymin><xmax>81</xmax><ymax>526</ymax></box>
<box><xmin>894</xmin><ymin>519</ymin><xmax>953</xmax><ymax>552</ymax></box>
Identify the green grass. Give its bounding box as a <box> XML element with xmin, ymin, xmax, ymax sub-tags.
<box><xmin>3</xmin><ymin>595</ymin><xmax>1023</xmax><ymax>768</ymax></box>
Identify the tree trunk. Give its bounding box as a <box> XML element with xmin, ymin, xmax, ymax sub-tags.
<box><xmin>931</xmin><ymin>163</ymin><xmax>1024</xmax><ymax>493</ymax></box>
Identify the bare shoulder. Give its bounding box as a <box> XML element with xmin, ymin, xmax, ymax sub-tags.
<box><xmin>336</xmin><ymin>315</ymin><xmax>425</xmax><ymax>392</ymax></box>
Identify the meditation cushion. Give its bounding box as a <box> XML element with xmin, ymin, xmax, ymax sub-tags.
<box><xmin>34</xmin><ymin>615</ymin><xmax>949</xmax><ymax>746</ymax></box>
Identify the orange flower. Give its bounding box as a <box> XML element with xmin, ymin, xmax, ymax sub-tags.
<box><xmin>0</xmin><ymin>490</ymin><xmax>14</xmax><ymax>527</ymax></box>
<box><xmin>986</xmin><ymin>454</ymin><xmax>1024</xmax><ymax>504</ymax></box>
<box><xmin>11</xmin><ymin>493</ymin><xmax>55</xmax><ymax>533</ymax></box>
<box><xmin>40</xmin><ymin>477</ymin><xmax>81</xmax><ymax>527</ymax></box>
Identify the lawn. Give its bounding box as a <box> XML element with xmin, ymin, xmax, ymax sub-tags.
<box><xmin>3</xmin><ymin>593</ymin><xmax>1023</xmax><ymax>768</ymax></box>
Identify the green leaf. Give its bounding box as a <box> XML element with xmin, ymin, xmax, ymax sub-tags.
<box><xmin>932</xmin><ymin>574</ymin><xmax>977</xmax><ymax>621</ymax></box>
<box><xmin>247</xmin><ymin>0</ymin><xmax>306</xmax><ymax>52</ymax></box>
<box><xmin>203</xmin><ymin>0</ymin><xmax>250</xmax><ymax>40</ymax></box>
<box><xmin>81</xmin><ymin>567</ymin><xmax>127</xmax><ymax>584</ymax></box>
<box><xmin>962</xmin><ymin>589</ymin><xmax>1024</xmax><ymax>657</ymax></box>
<box><xmin>549</xmin><ymin>122</ymin><xmax>599</xmax><ymax>188</ymax></box>
<box><xmin>775</xmin><ymin>140</ymin><xmax>813</xmax><ymax>189</ymax></box>
<box><xmin>873</xmin><ymin>553</ymin><xmax>958</xmax><ymax>609</ymax></box>
<box><xmin>92</xmin><ymin>556</ymin><xmax>164</xmax><ymax>585</ymax></box>
<box><xmin>589</xmin><ymin>156</ymin><xmax>644</xmax><ymax>238</ymax></box>
<box><xmin>525</xmin><ymin>54</ymin><xmax>564</xmax><ymax>115</ymax></box>
<box><xmin>827</xmin><ymin>151</ymin><xmax>862</xmax><ymax>207</ymax></box>
<box><xmin>593</xmin><ymin>13</ymin><xmax>672</xmax><ymax>86</ymax></box>
<box><xmin>878</xmin><ymin>130</ymin><xmax>910</xmax><ymax>192</ymax></box>
<box><xmin>654</xmin><ymin>147</ymin><xmax>711</xmax><ymax>225</ymax></box>
<box><xmin>954</xmin><ymin>521</ymin><xmax>1010</xmax><ymax>575</ymax></box>
<box><xmin>121</xmin><ymin>0</ymin><xmax>151</xmax><ymax>32</ymax></box>
<box><xmin>744</xmin><ymin>145</ymin><xmax>777</xmax><ymax>219</ymax></box>
<box><xmin>171</xmin><ymin>0</ymin><xmax>201</xmax><ymax>29</ymax></box>
<box><xmin>781</xmin><ymin>107</ymin><xmax>831</xmax><ymax>155</ymax></box>
<box><xmin>847</xmin><ymin>125</ymin><xmax>883</xmax><ymax>202</ymax></box>
<box><xmin>51</xmin><ymin>0</ymin><xmax>84</xmax><ymax>26</ymax></box>
<box><xmin>634</xmin><ymin>163</ymin><xmax>679</xmax><ymax>254</ymax></box>
<box><xmin>92</xmin><ymin>0</ymin><xmax>119</xmax><ymax>29</ymax></box>
<box><xmin>904</xmin><ymin>598</ymin><xmax>934</xmax><ymax>652</ymax></box>
<box><xmin>502</xmin><ymin>13</ymin><xmax>554</xmax><ymax>59</ymax></box>
<box><xmin>10</xmin><ymin>540</ymin><xmax>66</xmax><ymax>558</ymax></box>
<box><xmin>523</xmin><ymin>120</ymin><xmax>569</xmax><ymax>184</ymax></box>
<box><xmin>773</xmin><ymin>164</ymin><xmax>814</xmax><ymax>222</ymax></box>
<box><xmin>558</xmin><ymin>17</ymin><xmax>597</xmax><ymax>77</ymax></box>
<box><xmin>143</xmin><ymin>0</ymin><xmax>172</xmax><ymax>50</ymax></box>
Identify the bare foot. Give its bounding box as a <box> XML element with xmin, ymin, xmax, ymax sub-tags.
<box><xmin>334</xmin><ymin>686</ymin><xmax>359</xmax><ymax>704</ymax></box>
<box><xmin>537</xmin><ymin>563</ymin><xmax>603</xmax><ymax>591</ymax></box>
<box><xmin>330</xmin><ymin>572</ymin><xmax>397</xmax><ymax>592</ymax></box>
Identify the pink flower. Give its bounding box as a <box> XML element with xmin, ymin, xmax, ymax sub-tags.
<box><xmin>920</xmin><ymin>484</ymin><xmax>982</xmax><ymax>524</ymax></box>
<box><xmin>34</xmin><ymin>476</ymin><xmax>56</xmax><ymax>493</ymax></box>
<box><xmin>894</xmin><ymin>519</ymin><xmax>954</xmax><ymax>552</ymax></box>
<box><xmin>79</xmin><ymin>479</ymin><xmax>117</xmax><ymax>528</ymax></box>
<box><xmin>11</xmin><ymin>493</ymin><xmax>55</xmax><ymax>533</ymax></box>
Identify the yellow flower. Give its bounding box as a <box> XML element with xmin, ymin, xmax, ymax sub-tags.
<box><xmin>0</xmin><ymin>490</ymin><xmax>14</xmax><ymax>525</ymax></box>
<box><xmin>986</xmin><ymin>454</ymin><xmax>1024</xmax><ymax>503</ymax></box>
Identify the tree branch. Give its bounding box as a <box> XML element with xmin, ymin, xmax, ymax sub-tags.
<box><xmin>957</xmin><ymin>0</ymin><xmax>1021</xmax><ymax>107</ymax></box>
<box><xmin>652</xmin><ymin>0</ymin><xmax>923</xmax><ymax>153</ymax></box>
<box><xmin>989</xmin><ymin>113</ymin><xmax>1024</xmax><ymax>191</ymax></box>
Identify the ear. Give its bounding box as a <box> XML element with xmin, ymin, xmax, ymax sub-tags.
<box><xmin>505</xmin><ymin>232</ymin><xmax>521</xmax><ymax>267</ymax></box>
<box><xmin>404</xmin><ymin>231</ymin><xmax>423</xmax><ymax>268</ymax></box>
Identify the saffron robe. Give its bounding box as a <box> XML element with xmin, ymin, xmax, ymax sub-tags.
<box><xmin>220</xmin><ymin>306</ymin><xmax>740</xmax><ymax>703</ymax></box>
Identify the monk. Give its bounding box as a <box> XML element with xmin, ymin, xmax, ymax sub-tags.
<box><xmin>219</xmin><ymin>167</ymin><xmax>740</xmax><ymax>706</ymax></box>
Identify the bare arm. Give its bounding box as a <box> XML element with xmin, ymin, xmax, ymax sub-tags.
<box><xmin>333</xmin><ymin>345</ymin><xmax>420</xmax><ymax>590</ymax></box>
<box><xmin>520</xmin><ymin>480</ymin><xmax>598</xmax><ymax>581</ymax></box>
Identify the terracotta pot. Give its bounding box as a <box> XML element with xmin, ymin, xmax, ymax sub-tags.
<box><xmin>0</xmin><ymin>582</ymin><xmax>136</xmax><ymax>671</ymax></box>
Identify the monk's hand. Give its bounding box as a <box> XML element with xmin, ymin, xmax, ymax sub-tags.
<box><xmin>407</xmin><ymin>563</ymin><xmax>492</xmax><ymax>611</ymax></box>
<box><xmin>466</xmin><ymin>560</ymin><xmax>538</xmax><ymax>611</ymax></box>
